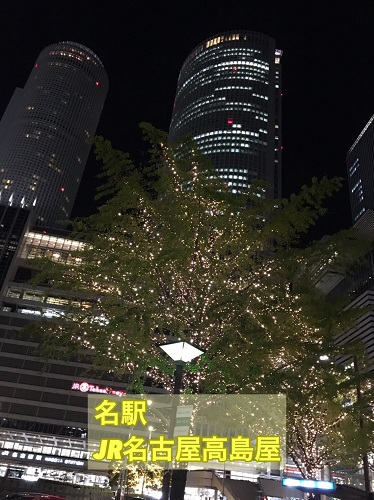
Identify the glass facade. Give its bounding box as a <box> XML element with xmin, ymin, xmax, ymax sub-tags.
<box><xmin>169</xmin><ymin>31</ymin><xmax>282</xmax><ymax>199</ymax></box>
<box><xmin>347</xmin><ymin>114</ymin><xmax>374</xmax><ymax>224</ymax></box>
<box><xmin>0</xmin><ymin>228</ymin><xmax>166</xmax><ymax>480</ymax></box>
<box><xmin>0</xmin><ymin>42</ymin><xmax>108</xmax><ymax>228</ymax></box>
<box><xmin>0</xmin><ymin>206</ymin><xmax>31</xmax><ymax>290</ymax></box>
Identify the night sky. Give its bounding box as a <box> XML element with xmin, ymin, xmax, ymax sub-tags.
<box><xmin>1</xmin><ymin>1</ymin><xmax>373</xmax><ymax>238</ymax></box>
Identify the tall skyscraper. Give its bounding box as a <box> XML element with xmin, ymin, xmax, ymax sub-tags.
<box><xmin>169</xmin><ymin>31</ymin><xmax>282</xmax><ymax>199</ymax></box>
<box><xmin>347</xmin><ymin>114</ymin><xmax>374</xmax><ymax>229</ymax></box>
<box><xmin>0</xmin><ymin>41</ymin><xmax>108</xmax><ymax>227</ymax></box>
<box><xmin>0</xmin><ymin>43</ymin><xmax>111</xmax><ymax>488</ymax></box>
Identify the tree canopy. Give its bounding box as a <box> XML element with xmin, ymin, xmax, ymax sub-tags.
<box><xmin>28</xmin><ymin>124</ymin><xmax>373</xmax><ymax>478</ymax></box>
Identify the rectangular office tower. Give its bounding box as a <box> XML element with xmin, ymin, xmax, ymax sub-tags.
<box><xmin>333</xmin><ymin>114</ymin><xmax>374</xmax><ymax>372</ymax></box>
<box><xmin>347</xmin><ymin>114</ymin><xmax>374</xmax><ymax>231</ymax></box>
<box><xmin>169</xmin><ymin>31</ymin><xmax>282</xmax><ymax>199</ymax></box>
<box><xmin>0</xmin><ymin>227</ymin><xmax>149</xmax><ymax>488</ymax></box>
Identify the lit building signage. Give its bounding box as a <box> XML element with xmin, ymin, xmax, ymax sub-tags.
<box><xmin>282</xmin><ymin>478</ymin><xmax>335</xmax><ymax>490</ymax></box>
<box><xmin>71</xmin><ymin>382</ymin><xmax>126</xmax><ymax>397</ymax></box>
<box><xmin>88</xmin><ymin>394</ymin><xmax>286</xmax><ymax>472</ymax></box>
<box><xmin>0</xmin><ymin>449</ymin><xmax>84</xmax><ymax>467</ymax></box>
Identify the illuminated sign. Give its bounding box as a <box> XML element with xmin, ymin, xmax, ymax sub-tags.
<box><xmin>92</xmin><ymin>434</ymin><xmax>281</xmax><ymax>463</ymax></box>
<box><xmin>0</xmin><ymin>449</ymin><xmax>84</xmax><ymax>467</ymax></box>
<box><xmin>71</xmin><ymin>382</ymin><xmax>126</xmax><ymax>397</ymax></box>
<box><xmin>282</xmin><ymin>478</ymin><xmax>335</xmax><ymax>490</ymax></box>
<box><xmin>88</xmin><ymin>394</ymin><xmax>286</xmax><ymax>472</ymax></box>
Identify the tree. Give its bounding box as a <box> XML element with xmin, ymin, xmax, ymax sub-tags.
<box><xmin>28</xmin><ymin>124</ymin><xmax>372</xmax><ymax>476</ymax></box>
<box><xmin>109</xmin><ymin>462</ymin><xmax>163</xmax><ymax>493</ymax></box>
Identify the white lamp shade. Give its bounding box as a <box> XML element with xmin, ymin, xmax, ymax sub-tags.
<box><xmin>160</xmin><ymin>341</ymin><xmax>204</xmax><ymax>363</ymax></box>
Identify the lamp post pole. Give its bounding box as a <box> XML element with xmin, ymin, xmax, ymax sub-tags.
<box><xmin>174</xmin><ymin>362</ymin><xmax>184</xmax><ymax>395</ymax></box>
<box><xmin>159</xmin><ymin>340</ymin><xmax>204</xmax><ymax>500</ymax></box>
<box><xmin>161</xmin><ymin>361</ymin><xmax>184</xmax><ymax>500</ymax></box>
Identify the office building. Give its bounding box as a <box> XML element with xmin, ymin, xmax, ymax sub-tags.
<box><xmin>0</xmin><ymin>42</ymin><xmax>111</xmax><ymax>488</ymax></box>
<box><xmin>346</xmin><ymin>114</ymin><xmax>374</xmax><ymax>234</ymax></box>
<box><xmin>311</xmin><ymin>117</ymin><xmax>374</xmax><ymax>495</ymax></box>
<box><xmin>0</xmin><ymin>206</ymin><xmax>33</xmax><ymax>293</ymax></box>
<box><xmin>0</xmin><ymin>41</ymin><xmax>108</xmax><ymax>228</ymax></box>
<box><xmin>331</xmin><ymin>115</ymin><xmax>374</xmax><ymax>369</ymax></box>
<box><xmin>169</xmin><ymin>31</ymin><xmax>282</xmax><ymax>199</ymax></box>
<box><xmin>328</xmin><ymin>115</ymin><xmax>374</xmax><ymax>368</ymax></box>
<box><xmin>0</xmin><ymin>227</ymin><xmax>165</xmax><ymax>488</ymax></box>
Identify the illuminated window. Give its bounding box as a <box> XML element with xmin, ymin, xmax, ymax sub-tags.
<box><xmin>46</xmin><ymin>296</ymin><xmax>69</xmax><ymax>306</ymax></box>
<box><xmin>349</xmin><ymin>158</ymin><xmax>359</xmax><ymax>177</ymax></box>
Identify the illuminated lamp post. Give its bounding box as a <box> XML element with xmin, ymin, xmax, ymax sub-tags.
<box><xmin>159</xmin><ymin>340</ymin><xmax>204</xmax><ymax>500</ymax></box>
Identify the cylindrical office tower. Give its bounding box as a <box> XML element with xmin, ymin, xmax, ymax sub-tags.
<box><xmin>0</xmin><ymin>41</ymin><xmax>108</xmax><ymax>227</ymax></box>
<box><xmin>169</xmin><ymin>31</ymin><xmax>282</xmax><ymax>199</ymax></box>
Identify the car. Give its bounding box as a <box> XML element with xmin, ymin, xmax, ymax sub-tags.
<box><xmin>5</xmin><ymin>494</ymin><xmax>65</xmax><ymax>500</ymax></box>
